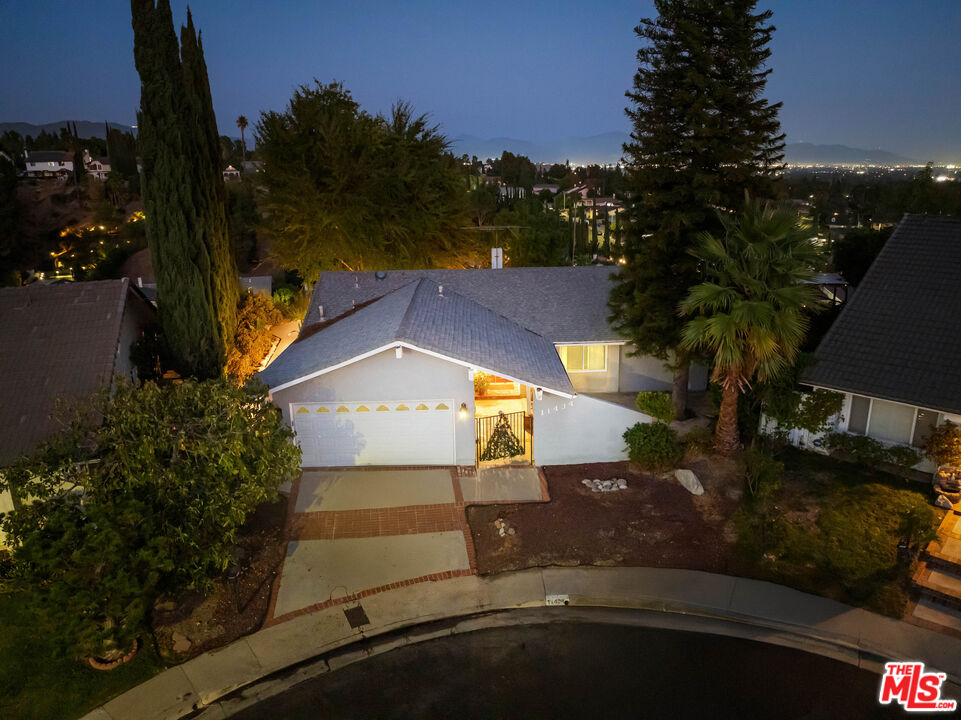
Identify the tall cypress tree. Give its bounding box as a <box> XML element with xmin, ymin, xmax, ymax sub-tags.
<box><xmin>131</xmin><ymin>0</ymin><xmax>237</xmax><ymax>379</ymax></box>
<box><xmin>608</xmin><ymin>0</ymin><xmax>784</xmax><ymax>418</ymax></box>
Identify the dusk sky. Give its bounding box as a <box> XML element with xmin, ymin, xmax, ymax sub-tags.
<box><xmin>1</xmin><ymin>0</ymin><xmax>959</xmax><ymax>161</ymax></box>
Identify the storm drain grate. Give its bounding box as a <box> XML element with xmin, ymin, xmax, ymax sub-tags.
<box><xmin>344</xmin><ymin>604</ymin><xmax>370</xmax><ymax>628</ymax></box>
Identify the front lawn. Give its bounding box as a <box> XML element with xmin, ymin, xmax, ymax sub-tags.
<box><xmin>733</xmin><ymin>446</ymin><xmax>941</xmax><ymax>617</ymax></box>
<box><xmin>0</xmin><ymin>590</ymin><xmax>165</xmax><ymax>720</ymax></box>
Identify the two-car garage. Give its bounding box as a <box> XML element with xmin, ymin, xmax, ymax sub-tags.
<box><xmin>291</xmin><ymin>400</ymin><xmax>456</xmax><ymax>467</ymax></box>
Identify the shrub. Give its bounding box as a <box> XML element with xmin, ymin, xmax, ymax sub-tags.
<box><xmin>0</xmin><ymin>379</ymin><xmax>300</xmax><ymax>657</ymax></box>
<box><xmin>826</xmin><ymin>433</ymin><xmax>920</xmax><ymax>469</ymax></box>
<box><xmin>226</xmin><ymin>293</ymin><xmax>284</xmax><ymax>382</ymax></box>
<box><xmin>681</xmin><ymin>426</ymin><xmax>714</xmax><ymax>456</ymax></box>
<box><xmin>624</xmin><ymin>422</ymin><xmax>680</xmax><ymax>472</ymax></box>
<box><xmin>635</xmin><ymin>391</ymin><xmax>675</xmax><ymax>422</ymax></box>
<box><xmin>924</xmin><ymin>421</ymin><xmax>961</xmax><ymax>466</ymax></box>
<box><xmin>886</xmin><ymin>445</ymin><xmax>921</xmax><ymax>469</ymax></box>
<box><xmin>272</xmin><ymin>286</ymin><xmax>311</xmax><ymax>321</ymax></box>
<box><xmin>473</xmin><ymin>371</ymin><xmax>491</xmax><ymax>396</ymax></box>
<box><xmin>743</xmin><ymin>446</ymin><xmax>783</xmax><ymax>501</ymax></box>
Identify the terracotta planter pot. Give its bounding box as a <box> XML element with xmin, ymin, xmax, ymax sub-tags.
<box><xmin>88</xmin><ymin>639</ymin><xmax>139</xmax><ymax>671</ymax></box>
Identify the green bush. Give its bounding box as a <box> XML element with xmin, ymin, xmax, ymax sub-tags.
<box><xmin>743</xmin><ymin>446</ymin><xmax>783</xmax><ymax>501</ymax></box>
<box><xmin>623</xmin><ymin>422</ymin><xmax>680</xmax><ymax>472</ymax></box>
<box><xmin>826</xmin><ymin>433</ymin><xmax>920</xmax><ymax>469</ymax></box>
<box><xmin>681</xmin><ymin>426</ymin><xmax>714</xmax><ymax>455</ymax></box>
<box><xmin>635</xmin><ymin>391</ymin><xmax>675</xmax><ymax>422</ymax></box>
<box><xmin>886</xmin><ymin>445</ymin><xmax>921</xmax><ymax>469</ymax></box>
<box><xmin>923</xmin><ymin>421</ymin><xmax>961</xmax><ymax>466</ymax></box>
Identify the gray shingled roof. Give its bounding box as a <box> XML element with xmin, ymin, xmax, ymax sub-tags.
<box><xmin>803</xmin><ymin>215</ymin><xmax>961</xmax><ymax>415</ymax></box>
<box><xmin>25</xmin><ymin>150</ymin><xmax>73</xmax><ymax>163</ymax></box>
<box><xmin>0</xmin><ymin>279</ymin><xmax>144</xmax><ymax>465</ymax></box>
<box><xmin>260</xmin><ymin>278</ymin><xmax>574</xmax><ymax>396</ymax></box>
<box><xmin>303</xmin><ymin>266</ymin><xmax>622</xmax><ymax>344</ymax></box>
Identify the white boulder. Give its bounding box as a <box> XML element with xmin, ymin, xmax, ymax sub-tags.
<box><xmin>674</xmin><ymin>468</ymin><xmax>704</xmax><ymax>496</ymax></box>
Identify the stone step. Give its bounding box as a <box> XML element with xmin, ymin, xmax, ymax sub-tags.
<box><xmin>914</xmin><ymin>560</ymin><xmax>961</xmax><ymax>609</ymax></box>
<box><xmin>940</xmin><ymin>512</ymin><xmax>961</xmax><ymax>539</ymax></box>
<box><xmin>911</xmin><ymin>596</ymin><xmax>961</xmax><ymax>634</ymax></box>
<box><xmin>925</xmin><ymin>535</ymin><xmax>961</xmax><ymax>572</ymax></box>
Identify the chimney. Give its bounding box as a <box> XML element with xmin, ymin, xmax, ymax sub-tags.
<box><xmin>491</xmin><ymin>247</ymin><xmax>503</xmax><ymax>269</ymax></box>
<box><xmin>318</xmin><ymin>304</ymin><xmax>325</xmax><ymax>321</ymax></box>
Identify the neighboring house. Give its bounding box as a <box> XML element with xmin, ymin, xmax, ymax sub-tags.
<box><xmin>83</xmin><ymin>150</ymin><xmax>111</xmax><ymax>181</ymax></box>
<box><xmin>259</xmin><ymin>267</ymin><xmax>707</xmax><ymax>468</ymax></box>
<box><xmin>24</xmin><ymin>150</ymin><xmax>74</xmax><ymax>178</ymax></box>
<box><xmin>802</xmin><ymin>215</ymin><xmax>961</xmax><ymax>461</ymax></box>
<box><xmin>240</xmin><ymin>275</ymin><xmax>272</xmax><ymax>297</ymax></box>
<box><xmin>0</xmin><ymin>279</ymin><xmax>156</xmax><ymax>516</ymax></box>
<box><xmin>223</xmin><ymin>165</ymin><xmax>240</xmax><ymax>181</ymax></box>
<box><xmin>241</xmin><ymin>160</ymin><xmax>263</xmax><ymax>174</ymax></box>
<box><xmin>532</xmin><ymin>184</ymin><xmax>560</xmax><ymax>196</ymax></box>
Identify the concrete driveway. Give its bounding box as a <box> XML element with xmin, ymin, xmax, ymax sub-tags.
<box><xmin>268</xmin><ymin>469</ymin><xmax>477</xmax><ymax>623</ymax></box>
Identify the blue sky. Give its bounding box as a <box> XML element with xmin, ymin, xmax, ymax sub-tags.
<box><xmin>0</xmin><ymin>0</ymin><xmax>959</xmax><ymax>160</ymax></box>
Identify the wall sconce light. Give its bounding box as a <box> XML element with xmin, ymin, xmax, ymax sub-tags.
<box><xmin>459</xmin><ymin>402</ymin><xmax>468</xmax><ymax>419</ymax></box>
<box><xmin>395</xmin><ymin>346</ymin><xmax>403</xmax><ymax>359</ymax></box>
<box><xmin>534</xmin><ymin>388</ymin><xmax>543</xmax><ymax>401</ymax></box>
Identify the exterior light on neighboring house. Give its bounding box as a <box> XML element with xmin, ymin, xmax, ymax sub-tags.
<box><xmin>535</xmin><ymin>388</ymin><xmax>543</xmax><ymax>401</ymax></box>
<box><xmin>459</xmin><ymin>402</ymin><xmax>468</xmax><ymax>419</ymax></box>
<box><xmin>395</xmin><ymin>346</ymin><xmax>403</xmax><ymax>359</ymax></box>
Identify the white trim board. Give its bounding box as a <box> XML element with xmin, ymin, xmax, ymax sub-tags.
<box><xmin>268</xmin><ymin>342</ymin><xmax>575</xmax><ymax>399</ymax></box>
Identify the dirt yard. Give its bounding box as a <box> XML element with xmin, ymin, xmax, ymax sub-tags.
<box><xmin>151</xmin><ymin>498</ymin><xmax>287</xmax><ymax>663</ymax></box>
<box><xmin>467</xmin><ymin>457</ymin><xmax>742</xmax><ymax>575</ymax></box>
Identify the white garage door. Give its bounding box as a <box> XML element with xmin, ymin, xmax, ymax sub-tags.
<box><xmin>292</xmin><ymin>400</ymin><xmax>456</xmax><ymax>467</ymax></box>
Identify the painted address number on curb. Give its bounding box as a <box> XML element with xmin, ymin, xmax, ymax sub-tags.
<box><xmin>546</xmin><ymin>594</ymin><xmax>570</xmax><ymax>606</ymax></box>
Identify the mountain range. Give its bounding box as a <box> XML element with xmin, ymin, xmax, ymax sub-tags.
<box><xmin>0</xmin><ymin>120</ymin><xmax>135</xmax><ymax>139</ymax></box>
<box><xmin>2</xmin><ymin>121</ymin><xmax>922</xmax><ymax>166</ymax></box>
<box><xmin>450</xmin><ymin>132</ymin><xmax>921</xmax><ymax>166</ymax></box>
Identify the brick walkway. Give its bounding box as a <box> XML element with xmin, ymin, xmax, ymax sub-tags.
<box><xmin>265</xmin><ymin>468</ymin><xmax>480</xmax><ymax>625</ymax></box>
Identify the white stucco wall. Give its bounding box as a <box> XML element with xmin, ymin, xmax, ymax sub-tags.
<box><xmin>533</xmin><ymin>393</ymin><xmax>652</xmax><ymax>466</ymax></box>
<box><xmin>270</xmin><ymin>347</ymin><xmax>476</xmax><ymax>466</ymax></box>
<box><xmin>113</xmin><ymin>288</ymin><xmax>154</xmax><ymax>382</ymax></box>
<box><xmin>617</xmin><ymin>348</ymin><xmax>708</xmax><ymax>393</ymax></box>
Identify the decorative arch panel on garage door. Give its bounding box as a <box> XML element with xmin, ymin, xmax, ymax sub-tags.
<box><xmin>291</xmin><ymin>400</ymin><xmax>456</xmax><ymax>467</ymax></box>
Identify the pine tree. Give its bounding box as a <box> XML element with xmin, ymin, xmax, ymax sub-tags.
<box><xmin>609</xmin><ymin>0</ymin><xmax>784</xmax><ymax>418</ymax></box>
<box><xmin>131</xmin><ymin>0</ymin><xmax>238</xmax><ymax>379</ymax></box>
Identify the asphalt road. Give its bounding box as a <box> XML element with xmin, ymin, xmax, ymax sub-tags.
<box><xmin>232</xmin><ymin>623</ymin><xmax>903</xmax><ymax>719</ymax></box>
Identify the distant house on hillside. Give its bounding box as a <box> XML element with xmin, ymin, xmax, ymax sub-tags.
<box><xmin>241</xmin><ymin>160</ymin><xmax>263</xmax><ymax>175</ymax></box>
<box><xmin>222</xmin><ymin>165</ymin><xmax>241</xmax><ymax>181</ymax></box>
<box><xmin>24</xmin><ymin>150</ymin><xmax>74</xmax><ymax>179</ymax></box>
<box><xmin>83</xmin><ymin>150</ymin><xmax>111</xmax><ymax>181</ymax></box>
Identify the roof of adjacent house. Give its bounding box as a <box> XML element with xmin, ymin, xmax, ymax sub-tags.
<box><xmin>25</xmin><ymin>150</ymin><xmax>73</xmax><ymax>164</ymax></box>
<box><xmin>304</xmin><ymin>266</ymin><xmax>622</xmax><ymax>345</ymax></box>
<box><xmin>260</xmin><ymin>278</ymin><xmax>575</xmax><ymax>397</ymax></box>
<box><xmin>802</xmin><ymin>214</ymin><xmax>961</xmax><ymax>415</ymax></box>
<box><xmin>0</xmin><ymin>279</ymin><xmax>150</xmax><ymax>465</ymax></box>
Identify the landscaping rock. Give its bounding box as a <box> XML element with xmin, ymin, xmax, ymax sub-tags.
<box><xmin>171</xmin><ymin>632</ymin><xmax>192</xmax><ymax>653</ymax></box>
<box><xmin>936</xmin><ymin>494</ymin><xmax>954</xmax><ymax>510</ymax></box>
<box><xmin>674</xmin><ymin>469</ymin><xmax>704</xmax><ymax>496</ymax></box>
<box><xmin>582</xmin><ymin>478</ymin><xmax>629</xmax><ymax>493</ymax></box>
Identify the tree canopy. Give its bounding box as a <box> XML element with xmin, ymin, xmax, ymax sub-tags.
<box><xmin>132</xmin><ymin>0</ymin><xmax>238</xmax><ymax>379</ymax></box>
<box><xmin>257</xmin><ymin>81</ymin><xmax>474</xmax><ymax>278</ymax></box>
<box><xmin>609</xmin><ymin>0</ymin><xmax>785</xmax><ymax>416</ymax></box>
<box><xmin>0</xmin><ymin>379</ymin><xmax>300</xmax><ymax>657</ymax></box>
<box><xmin>680</xmin><ymin>200</ymin><xmax>820</xmax><ymax>453</ymax></box>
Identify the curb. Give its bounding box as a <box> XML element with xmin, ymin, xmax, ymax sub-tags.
<box><xmin>81</xmin><ymin>567</ymin><xmax>961</xmax><ymax>720</ymax></box>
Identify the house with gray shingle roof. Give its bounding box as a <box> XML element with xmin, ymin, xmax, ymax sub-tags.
<box><xmin>24</xmin><ymin>150</ymin><xmax>74</xmax><ymax>178</ymax></box>
<box><xmin>260</xmin><ymin>266</ymin><xmax>707</xmax><ymax>468</ymax></box>
<box><xmin>802</xmin><ymin>215</ymin><xmax>961</xmax><ymax>454</ymax></box>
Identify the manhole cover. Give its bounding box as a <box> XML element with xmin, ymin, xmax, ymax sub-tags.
<box><xmin>344</xmin><ymin>604</ymin><xmax>370</xmax><ymax>628</ymax></box>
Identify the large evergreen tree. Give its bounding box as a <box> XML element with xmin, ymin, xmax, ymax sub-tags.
<box><xmin>131</xmin><ymin>0</ymin><xmax>237</xmax><ymax>379</ymax></box>
<box><xmin>609</xmin><ymin>0</ymin><xmax>784</xmax><ymax>418</ymax></box>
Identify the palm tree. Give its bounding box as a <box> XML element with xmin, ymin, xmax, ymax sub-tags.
<box><xmin>236</xmin><ymin>115</ymin><xmax>248</xmax><ymax>163</ymax></box>
<box><xmin>679</xmin><ymin>199</ymin><xmax>822</xmax><ymax>455</ymax></box>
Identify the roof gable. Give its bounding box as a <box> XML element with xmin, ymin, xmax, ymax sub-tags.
<box><xmin>803</xmin><ymin>215</ymin><xmax>961</xmax><ymax>414</ymax></box>
<box><xmin>260</xmin><ymin>278</ymin><xmax>574</xmax><ymax>396</ymax></box>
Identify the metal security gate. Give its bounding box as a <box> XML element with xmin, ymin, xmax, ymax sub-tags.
<box><xmin>475</xmin><ymin>410</ymin><xmax>528</xmax><ymax>462</ymax></box>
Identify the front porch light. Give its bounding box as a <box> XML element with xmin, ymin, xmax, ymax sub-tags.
<box><xmin>459</xmin><ymin>402</ymin><xmax>468</xmax><ymax>419</ymax></box>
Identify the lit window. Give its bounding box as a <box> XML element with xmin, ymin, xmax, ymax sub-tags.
<box><xmin>558</xmin><ymin>345</ymin><xmax>606</xmax><ymax>372</ymax></box>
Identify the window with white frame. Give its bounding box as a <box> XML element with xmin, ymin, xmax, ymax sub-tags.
<box><xmin>557</xmin><ymin>344</ymin><xmax>607</xmax><ymax>372</ymax></box>
<box><xmin>847</xmin><ymin>394</ymin><xmax>941</xmax><ymax>448</ymax></box>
